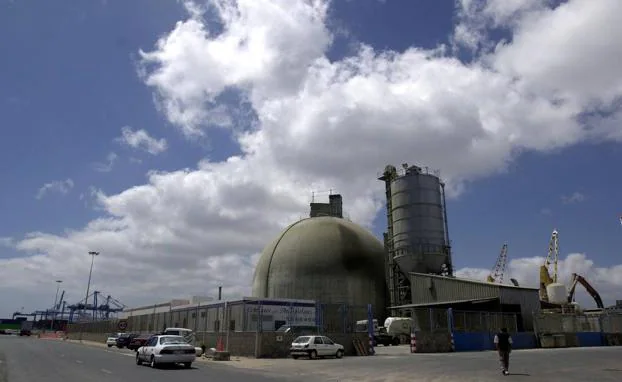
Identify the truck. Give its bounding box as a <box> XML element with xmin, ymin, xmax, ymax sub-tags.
<box><xmin>355</xmin><ymin>319</ymin><xmax>400</xmax><ymax>346</ymax></box>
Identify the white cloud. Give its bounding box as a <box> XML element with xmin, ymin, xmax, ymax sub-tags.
<box><xmin>35</xmin><ymin>178</ymin><xmax>74</xmax><ymax>200</ymax></box>
<box><xmin>2</xmin><ymin>0</ymin><xmax>622</xmax><ymax>313</ymax></box>
<box><xmin>116</xmin><ymin>126</ymin><xmax>168</xmax><ymax>155</ymax></box>
<box><xmin>561</xmin><ymin>191</ymin><xmax>585</xmax><ymax>204</ymax></box>
<box><xmin>456</xmin><ymin>253</ymin><xmax>622</xmax><ymax>309</ymax></box>
<box><xmin>92</xmin><ymin>152</ymin><xmax>118</xmax><ymax>172</ymax></box>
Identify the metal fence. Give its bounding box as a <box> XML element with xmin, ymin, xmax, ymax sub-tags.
<box><xmin>67</xmin><ymin>303</ymin><xmax>519</xmax><ymax>336</ymax></box>
<box><xmin>67</xmin><ymin>302</ymin><xmax>374</xmax><ymax>335</ymax></box>
<box><xmin>408</xmin><ymin>308</ymin><xmax>518</xmax><ymax>333</ymax></box>
<box><xmin>534</xmin><ymin>311</ymin><xmax>622</xmax><ymax>335</ymax></box>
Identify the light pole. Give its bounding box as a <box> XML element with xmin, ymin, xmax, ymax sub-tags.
<box><xmin>79</xmin><ymin>251</ymin><xmax>99</xmax><ymax>341</ymax></box>
<box><xmin>51</xmin><ymin>280</ymin><xmax>62</xmax><ymax>331</ymax></box>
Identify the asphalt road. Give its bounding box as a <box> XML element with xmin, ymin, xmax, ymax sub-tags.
<box><xmin>2</xmin><ymin>335</ymin><xmax>622</xmax><ymax>382</ymax></box>
<box><xmin>0</xmin><ymin>335</ymin><xmax>301</xmax><ymax>382</ymax></box>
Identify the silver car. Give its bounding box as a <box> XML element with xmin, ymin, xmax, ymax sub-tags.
<box><xmin>290</xmin><ymin>335</ymin><xmax>345</xmax><ymax>359</ymax></box>
<box><xmin>136</xmin><ymin>335</ymin><xmax>196</xmax><ymax>368</ymax></box>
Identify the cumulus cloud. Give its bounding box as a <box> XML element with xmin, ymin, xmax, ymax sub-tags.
<box><xmin>2</xmin><ymin>0</ymin><xmax>622</xmax><ymax>314</ymax></box>
<box><xmin>456</xmin><ymin>253</ymin><xmax>622</xmax><ymax>309</ymax></box>
<box><xmin>116</xmin><ymin>126</ymin><xmax>168</xmax><ymax>155</ymax></box>
<box><xmin>35</xmin><ymin>178</ymin><xmax>74</xmax><ymax>200</ymax></box>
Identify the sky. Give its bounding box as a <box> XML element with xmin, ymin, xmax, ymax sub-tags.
<box><xmin>1</xmin><ymin>0</ymin><xmax>621</xmax><ymax>318</ymax></box>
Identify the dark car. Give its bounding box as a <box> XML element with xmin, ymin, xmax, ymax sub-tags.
<box><xmin>19</xmin><ymin>329</ymin><xmax>31</xmax><ymax>336</ymax></box>
<box><xmin>115</xmin><ymin>333</ymin><xmax>139</xmax><ymax>348</ymax></box>
<box><xmin>127</xmin><ymin>334</ymin><xmax>153</xmax><ymax>351</ymax></box>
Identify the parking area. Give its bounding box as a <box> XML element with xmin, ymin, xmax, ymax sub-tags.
<box><xmin>218</xmin><ymin>345</ymin><xmax>622</xmax><ymax>382</ymax></box>
<box><xmin>66</xmin><ymin>339</ymin><xmax>622</xmax><ymax>382</ymax></box>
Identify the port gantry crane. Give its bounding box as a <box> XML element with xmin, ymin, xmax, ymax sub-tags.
<box><xmin>67</xmin><ymin>291</ymin><xmax>125</xmax><ymax>322</ymax></box>
<box><xmin>487</xmin><ymin>243</ymin><xmax>509</xmax><ymax>284</ymax></box>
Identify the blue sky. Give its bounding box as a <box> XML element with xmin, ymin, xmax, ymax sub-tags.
<box><xmin>1</xmin><ymin>0</ymin><xmax>621</xmax><ymax>316</ymax></box>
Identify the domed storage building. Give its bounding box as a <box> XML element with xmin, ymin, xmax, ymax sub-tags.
<box><xmin>251</xmin><ymin>215</ymin><xmax>387</xmax><ymax>325</ymax></box>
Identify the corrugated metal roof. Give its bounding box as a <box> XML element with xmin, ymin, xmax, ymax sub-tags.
<box><xmin>390</xmin><ymin>297</ymin><xmax>499</xmax><ymax>309</ymax></box>
<box><xmin>409</xmin><ymin>272</ymin><xmax>538</xmax><ymax>291</ymax></box>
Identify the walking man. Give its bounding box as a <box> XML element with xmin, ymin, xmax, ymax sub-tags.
<box><xmin>494</xmin><ymin>327</ymin><xmax>513</xmax><ymax>375</ymax></box>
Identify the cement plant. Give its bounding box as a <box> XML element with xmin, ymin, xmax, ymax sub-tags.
<box><xmin>5</xmin><ymin>162</ymin><xmax>622</xmax><ymax>358</ymax></box>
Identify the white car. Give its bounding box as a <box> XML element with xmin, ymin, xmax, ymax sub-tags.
<box><xmin>290</xmin><ymin>335</ymin><xmax>345</xmax><ymax>360</ymax></box>
<box><xmin>105</xmin><ymin>333</ymin><xmax>122</xmax><ymax>347</ymax></box>
<box><xmin>161</xmin><ymin>327</ymin><xmax>203</xmax><ymax>356</ymax></box>
<box><xmin>136</xmin><ymin>335</ymin><xmax>196</xmax><ymax>368</ymax></box>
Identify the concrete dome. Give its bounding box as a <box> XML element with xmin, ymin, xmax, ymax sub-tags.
<box><xmin>252</xmin><ymin>216</ymin><xmax>387</xmax><ymax>311</ymax></box>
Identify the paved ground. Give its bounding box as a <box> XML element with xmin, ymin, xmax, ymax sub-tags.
<box><xmin>214</xmin><ymin>344</ymin><xmax>622</xmax><ymax>382</ymax></box>
<box><xmin>2</xmin><ymin>335</ymin><xmax>622</xmax><ymax>381</ymax></box>
<box><xmin>0</xmin><ymin>335</ymin><xmax>300</xmax><ymax>382</ymax></box>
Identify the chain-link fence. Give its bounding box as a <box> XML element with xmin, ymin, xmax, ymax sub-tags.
<box><xmin>67</xmin><ymin>302</ymin><xmax>376</xmax><ymax>336</ymax></box>
<box><xmin>451</xmin><ymin>310</ymin><xmax>518</xmax><ymax>333</ymax></box>
<box><xmin>406</xmin><ymin>308</ymin><xmax>517</xmax><ymax>333</ymax></box>
<box><xmin>67</xmin><ymin>302</ymin><xmax>520</xmax><ymax>337</ymax></box>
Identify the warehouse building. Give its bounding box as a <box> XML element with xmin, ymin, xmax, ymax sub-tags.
<box><xmin>389</xmin><ymin>272</ymin><xmax>541</xmax><ymax>331</ymax></box>
<box><xmin>119</xmin><ymin>297</ymin><xmax>317</xmax><ymax>333</ymax></box>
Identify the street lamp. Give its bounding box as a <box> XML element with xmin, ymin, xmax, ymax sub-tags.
<box><xmin>79</xmin><ymin>251</ymin><xmax>99</xmax><ymax>341</ymax></box>
<box><xmin>51</xmin><ymin>280</ymin><xmax>62</xmax><ymax>330</ymax></box>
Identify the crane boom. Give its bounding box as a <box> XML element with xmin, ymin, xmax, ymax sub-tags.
<box><xmin>539</xmin><ymin>229</ymin><xmax>559</xmax><ymax>301</ymax></box>
<box><xmin>487</xmin><ymin>243</ymin><xmax>509</xmax><ymax>283</ymax></box>
<box><xmin>567</xmin><ymin>273</ymin><xmax>605</xmax><ymax>309</ymax></box>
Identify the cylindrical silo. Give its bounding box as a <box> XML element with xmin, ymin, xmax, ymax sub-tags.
<box><xmin>389</xmin><ymin>165</ymin><xmax>452</xmax><ymax>275</ymax></box>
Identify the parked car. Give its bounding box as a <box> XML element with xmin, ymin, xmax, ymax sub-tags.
<box><xmin>116</xmin><ymin>333</ymin><xmax>139</xmax><ymax>348</ymax></box>
<box><xmin>106</xmin><ymin>333</ymin><xmax>122</xmax><ymax>347</ymax></box>
<box><xmin>19</xmin><ymin>329</ymin><xmax>31</xmax><ymax>336</ymax></box>
<box><xmin>128</xmin><ymin>334</ymin><xmax>153</xmax><ymax>351</ymax></box>
<box><xmin>290</xmin><ymin>335</ymin><xmax>344</xmax><ymax>360</ymax></box>
<box><xmin>136</xmin><ymin>335</ymin><xmax>196</xmax><ymax>368</ymax></box>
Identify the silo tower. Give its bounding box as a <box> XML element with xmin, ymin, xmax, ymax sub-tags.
<box><xmin>378</xmin><ymin>163</ymin><xmax>453</xmax><ymax>310</ymax></box>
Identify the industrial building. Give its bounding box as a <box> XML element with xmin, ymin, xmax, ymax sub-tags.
<box><xmin>119</xmin><ymin>297</ymin><xmax>317</xmax><ymax>333</ymax></box>
<box><xmin>251</xmin><ymin>195</ymin><xmax>386</xmax><ymax>315</ymax></box>
<box><xmin>378</xmin><ymin>164</ymin><xmax>453</xmax><ymax>309</ymax></box>
<box><xmin>377</xmin><ymin>163</ymin><xmax>540</xmax><ymax>331</ymax></box>
<box><xmin>70</xmin><ymin>161</ymin><xmax>549</xmax><ymax>346</ymax></box>
<box><xmin>390</xmin><ymin>273</ymin><xmax>540</xmax><ymax>331</ymax></box>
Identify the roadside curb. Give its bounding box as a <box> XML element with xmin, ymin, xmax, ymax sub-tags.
<box><xmin>63</xmin><ymin>339</ymin><xmax>109</xmax><ymax>349</ymax></box>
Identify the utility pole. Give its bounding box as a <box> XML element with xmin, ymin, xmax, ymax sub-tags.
<box><xmin>79</xmin><ymin>251</ymin><xmax>99</xmax><ymax>341</ymax></box>
<box><xmin>51</xmin><ymin>280</ymin><xmax>62</xmax><ymax>331</ymax></box>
